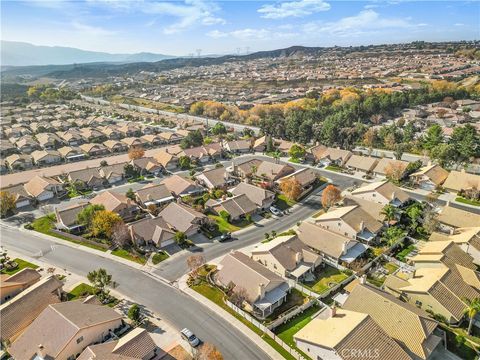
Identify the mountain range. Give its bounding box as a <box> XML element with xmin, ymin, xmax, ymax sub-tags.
<box><xmin>1</xmin><ymin>41</ymin><xmax>174</xmax><ymax>66</ymax></box>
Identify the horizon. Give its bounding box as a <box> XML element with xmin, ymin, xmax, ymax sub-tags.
<box><xmin>1</xmin><ymin>0</ymin><xmax>478</xmax><ymax>56</ymax></box>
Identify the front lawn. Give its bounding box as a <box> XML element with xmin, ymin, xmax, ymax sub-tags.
<box><xmin>1</xmin><ymin>258</ymin><xmax>39</xmax><ymax>275</ymax></box>
<box><xmin>275</xmin><ymin>194</ymin><xmax>296</xmax><ymax>211</ymax></box>
<box><xmin>111</xmin><ymin>248</ymin><xmax>147</xmax><ymax>265</ymax></box>
<box><xmin>67</xmin><ymin>283</ymin><xmax>95</xmax><ymax>301</ymax></box>
<box><xmin>152</xmin><ymin>251</ymin><xmax>169</xmax><ymax>265</ymax></box>
<box><xmin>455</xmin><ymin>197</ymin><xmax>480</xmax><ymax>207</ymax></box>
<box><xmin>208</xmin><ymin>215</ymin><xmax>251</xmax><ymax>234</ymax></box>
<box><xmin>303</xmin><ymin>266</ymin><xmax>349</xmax><ymax>294</ymax></box>
<box><xmin>325</xmin><ymin>165</ymin><xmax>343</xmax><ymax>172</ymax></box>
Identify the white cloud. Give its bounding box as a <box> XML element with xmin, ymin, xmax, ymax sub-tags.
<box><xmin>207</xmin><ymin>28</ymin><xmax>298</xmax><ymax>41</ymax></box>
<box><xmin>258</xmin><ymin>0</ymin><xmax>330</xmax><ymax>19</ymax></box>
<box><xmin>455</xmin><ymin>23</ymin><xmax>465</xmax><ymax>26</ymax></box>
<box><xmin>71</xmin><ymin>21</ymin><xmax>117</xmax><ymax>36</ymax></box>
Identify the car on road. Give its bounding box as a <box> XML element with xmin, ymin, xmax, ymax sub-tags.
<box><xmin>269</xmin><ymin>206</ymin><xmax>282</xmax><ymax>216</ymax></box>
<box><xmin>219</xmin><ymin>232</ymin><xmax>232</xmax><ymax>242</ymax></box>
<box><xmin>181</xmin><ymin>328</ymin><xmax>200</xmax><ymax>347</ymax></box>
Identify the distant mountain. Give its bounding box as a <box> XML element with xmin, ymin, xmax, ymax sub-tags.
<box><xmin>1</xmin><ymin>41</ymin><xmax>174</xmax><ymax>66</ymax></box>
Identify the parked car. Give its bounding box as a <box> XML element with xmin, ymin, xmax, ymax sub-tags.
<box><xmin>269</xmin><ymin>206</ymin><xmax>282</xmax><ymax>216</ymax></box>
<box><xmin>219</xmin><ymin>232</ymin><xmax>232</xmax><ymax>242</ymax></box>
<box><xmin>181</xmin><ymin>328</ymin><xmax>200</xmax><ymax>347</ymax></box>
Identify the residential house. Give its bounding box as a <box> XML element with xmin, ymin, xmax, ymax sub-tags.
<box><xmin>294</xmin><ymin>308</ymin><xmax>411</xmax><ymax>360</ymax></box>
<box><xmin>252</xmin><ymin>135</ymin><xmax>268</xmax><ymax>152</ymax></box>
<box><xmin>158</xmin><ymin>132</ymin><xmax>183</xmax><ymax>144</ymax></box>
<box><xmin>372</xmin><ymin>158</ymin><xmax>409</xmax><ymax>178</ymax></box>
<box><xmin>231</xmin><ymin>182</ymin><xmax>275</xmax><ymax>211</ymax></box>
<box><xmin>9</xmin><ymin>301</ymin><xmax>123</xmax><ymax>360</ymax></box>
<box><xmin>14</xmin><ymin>135</ymin><xmax>40</xmax><ymax>154</ymax></box>
<box><xmin>410</xmin><ymin>164</ymin><xmax>449</xmax><ymax>190</ymax></box>
<box><xmin>5</xmin><ymin>154</ymin><xmax>33</xmax><ymax>170</ymax></box>
<box><xmin>196</xmin><ymin>167</ymin><xmax>236</xmax><ymax>190</ymax></box>
<box><xmin>233</xmin><ymin>159</ymin><xmax>295</xmax><ymax>182</ymax></box>
<box><xmin>131</xmin><ymin>157</ymin><xmax>162</xmax><ymax>176</ymax></box>
<box><xmin>205</xmin><ymin>194</ymin><xmax>257</xmax><ymax>221</ymax></box>
<box><xmin>119</xmin><ymin>124</ymin><xmax>142</xmax><ymax>137</ymax></box>
<box><xmin>99</xmin><ymin>162</ymin><xmax>127</xmax><ymax>184</ymax></box>
<box><xmin>345</xmin><ymin>155</ymin><xmax>379</xmax><ymax>174</ymax></box>
<box><xmin>315</xmin><ymin>205</ymin><xmax>383</xmax><ymax>243</ymax></box>
<box><xmin>223</xmin><ymin>139</ymin><xmax>251</xmax><ymax>153</ymax></box>
<box><xmin>216</xmin><ymin>251</ymin><xmax>290</xmax><ymax>318</ymax></box>
<box><xmin>79</xmin><ymin>143</ymin><xmax>109</xmax><ymax>157</ymax></box>
<box><xmin>0</xmin><ymin>275</ymin><xmax>63</xmax><ymax>343</ymax></box>
<box><xmin>443</xmin><ymin>170</ymin><xmax>480</xmax><ymax>193</ymax></box>
<box><xmin>342</xmin><ymin>195</ymin><xmax>386</xmax><ymax>223</ymax></box>
<box><xmin>24</xmin><ymin>175</ymin><xmax>64</xmax><ymax>202</ymax></box>
<box><xmin>0</xmin><ymin>269</ymin><xmax>41</xmax><ymax>304</ymax></box>
<box><xmin>100</xmin><ymin>125</ymin><xmax>122</xmax><ymax>140</ymax></box>
<box><xmin>36</xmin><ymin>133</ymin><xmax>64</xmax><ymax>150</ymax></box>
<box><xmin>122</xmin><ymin>137</ymin><xmax>148</xmax><ymax>148</ymax></box>
<box><xmin>251</xmin><ymin>234</ymin><xmax>322</xmax><ymax>280</ymax></box>
<box><xmin>128</xmin><ymin>216</ymin><xmax>176</xmax><ymax>248</ymax></box>
<box><xmin>430</xmin><ymin>227</ymin><xmax>480</xmax><ymax>266</ymax></box>
<box><xmin>80</xmin><ymin>128</ymin><xmax>106</xmax><ymax>143</ymax></box>
<box><xmin>135</xmin><ymin>183</ymin><xmax>175</xmax><ymax>208</ymax></box>
<box><xmin>58</xmin><ymin>146</ymin><xmax>86</xmax><ymax>162</ymax></box>
<box><xmin>161</xmin><ymin>175</ymin><xmax>204</xmax><ymax>197</ymax></box>
<box><xmin>157</xmin><ymin>202</ymin><xmax>206</xmax><ymax>236</ymax></box>
<box><xmin>103</xmin><ymin>140</ymin><xmax>128</xmax><ymax>153</ymax></box>
<box><xmin>90</xmin><ymin>191</ymin><xmax>140</xmax><ymax>221</ymax></box>
<box><xmin>141</xmin><ymin>134</ymin><xmax>163</xmax><ymax>147</ymax></box>
<box><xmin>55</xmin><ymin>202</ymin><xmax>89</xmax><ymax>232</ymax></box>
<box><xmin>351</xmin><ymin>181</ymin><xmax>410</xmax><ymax>207</ymax></box>
<box><xmin>67</xmin><ymin>168</ymin><xmax>105</xmax><ymax>190</ymax></box>
<box><xmin>31</xmin><ymin>149</ymin><xmax>62</xmax><ymax>166</ymax></box>
<box><xmin>77</xmin><ymin>328</ymin><xmax>158</xmax><ymax>360</ymax></box>
<box><xmin>297</xmin><ymin>222</ymin><xmax>369</xmax><ymax>266</ymax></box>
<box><xmin>277</xmin><ymin>168</ymin><xmax>318</xmax><ymax>197</ymax></box>
<box><xmin>311</xmin><ymin>146</ymin><xmax>352</xmax><ymax>167</ymax></box>
<box><xmin>437</xmin><ymin>205</ymin><xmax>480</xmax><ymax>231</ymax></box>
<box><xmin>343</xmin><ymin>283</ymin><xmax>442</xmax><ymax>360</ymax></box>
<box><xmin>154</xmin><ymin>150</ymin><xmax>178</xmax><ymax>171</ymax></box>
<box><xmin>59</xmin><ymin>130</ymin><xmax>85</xmax><ymax>146</ymax></box>
<box><xmin>2</xmin><ymin>184</ymin><xmax>33</xmax><ymax>209</ymax></box>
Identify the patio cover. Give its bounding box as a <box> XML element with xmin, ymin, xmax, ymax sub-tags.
<box><xmin>254</xmin><ymin>283</ymin><xmax>289</xmax><ymax>310</ymax></box>
<box><xmin>289</xmin><ymin>264</ymin><xmax>311</xmax><ymax>279</ymax></box>
<box><xmin>340</xmin><ymin>243</ymin><xmax>369</xmax><ymax>263</ymax></box>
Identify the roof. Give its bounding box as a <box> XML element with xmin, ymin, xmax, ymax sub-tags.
<box><xmin>90</xmin><ymin>191</ymin><xmax>135</xmax><ymax>213</ymax></box>
<box><xmin>158</xmin><ymin>202</ymin><xmax>205</xmax><ymax>233</ymax></box>
<box><xmin>24</xmin><ymin>175</ymin><xmax>61</xmax><ymax>197</ymax></box>
<box><xmin>351</xmin><ymin>181</ymin><xmax>410</xmax><ymax>204</ymax></box>
<box><xmin>206</xmin><ymin>194</ymin><xmax>257</xmax><ymax>219</ymax></box>
<box><xmin>412</xmin><ymin>240</ymin><xmax>477</xmax><ymax>271</ymax></box>
<box><xmin>154</xmin><ymin>150</ymin><xmax>177</xmax><ymax>167</ymax></box>
<box><xmin>9</xmin><ymin>301</ymin><xmax>123</xmax><ymax>360</ymax></box>
<box><xmin>161</xmin><ymin>174</ymin><xmax>203</xmax><ymax>196</ymax></box>
<box><xmin>410</xmin><ymin>164</ymin><xmax>449</xmax><ymax>186</ymax></box>
<box><xmin>31</xmin><ymin>149</ymin><xmax>61</xmax><ymax>162</ymax></box>
<box><xmin>136</xmin><ymin>183</ymin><xmax>173</xmax><ymax>204</ymax></box>
<box><xmin>217</xmin><ymin>251</ymin><xmax>287</xmax><ymax>304</ymax></box>
<box><xmin>69</xmin><ymin>167</ymin><xmax>103</xmax><ymax>183</ymax></box>
<box><xmin>129</xmin><ymin>216</ymin><xmax>175</xmax><ymax>246</ymax></box>
<box><xmin>342</xmin><ymin>195</ymin><xmax>385</xmax><ymax>222</ymax></box>
<box><xmin>198</xmin><ymin>167</ymin><xmax>230</xmax><ymax>188</ymax></box>
<box><xmin>2</xmin><ymin>184</ymin><xmax>31</xmax><ymax>202</ymax></box>
<box><xmin>373</xmin><ymin>158</ymin><xmax>409</xmax><ymax>175</ymax></box>
<box><xmin>443</xmin><ymin>170</ymin><xmax>480</xmax><ymax>192</ymax></box>
<box><xmin>56</xmin><ymin>202</ymin><xmax>89</xmax><ymax>227</ymax></box>
<box><xmin>231</xmin><ymin>182</ymin><xmax>274</xmax><ymax>207</ymax></box>
<box><xmin>279</xmin><ymin>168</ymin><xmax>317</xmax><ymax>187</ymax></box>
<box><xmin>255</xmin><ymin>160</ymin><xmax>295</xmax><ymax>180</ymax></box>
<box><xmin>0</xmin><ymin>268</ymin><xmax>41</xmax><ymax>290</ymax></box>
<box><xmin>316</xmin><ymin>205</ymin><xmax>383</xmax><ymax>234</ymax></box>
<box><xmin>437</xmin><ymin>205</ymin><xmax>480</xmax><ymax>228</ymax></box>
<box><xmin>345</xmin><ymin>155</ymin><xmax>379</xmax><ymax>172</ymax></box>
<box><xmin>343</xmin><ymin>284</ymin><xmax>438</xmax><ymax>360</ymax></box>
<box><xmin>429</xmin><ymin>227</ymin><xmax>480</xmax><ymax>251</ymax></box>
<box><xmin>99</xmin><ymin>162</ymin><xmax>128</xmax><ymax>179</ymax></box>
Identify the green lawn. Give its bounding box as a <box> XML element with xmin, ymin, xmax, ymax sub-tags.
<box><xmin>384</xmin><ymin>262</ymin><xmax>399</xmax><ymax>274</ymax></box>
<box><xmin>1</xmin><ymin>258</ymin><xmax>39</xmax><ymax>275</ymax></box>
<box><xmin>303</xmin><ymin>266</ymin><xmax>349</xmax><ymax>294</ymax></box>
<box><xmin>456</xmin><ymin>197</ymin><xmax>480</xmax><ymax>207</ymax></box>
<box><xmin>396</xmin><ymin>244</ymin><xmax>415</xmax><ymax>262</ymax></box>
<box><xmin>208</xmin><ymin>215</ymin><xmax>251</xmax><ymax>234</ymax></box>
<box><xmin>152</xmin><ymin>251</ymin><xmax>169</xmax><ymax>265</ymax></box>
<box><xmin>275</xmin><ymin>194</ymin><xmax>296</xmax><ymax>211</ymax></box>
<box><xmin>442</xmin><ymin>324</ymin><xmax>480</xmax><ymax>360</ymax></box>
<box><xmin>111</xmin><ymin>248</ymin><xmax>147</xmax><ymax>265</ymax></box>
<box><xmin>265</xmin><ymin>289</ymin><xmax>307</xmax><ymax>323</ymax></box>
<box><xmin>67</xmin><ymin>283</ymin><xmax>95</xmax><ymax>301</ymax></box>
<box><xmin>275</xmin><ymin>304</ymin><xmax>321</xmax><ymax>347</ymax></box>
<box><xmin>288</xmin><ymin>157</ymin><xmax>302</xmax><ymax>164</ymax></box>
<box><xmin>325</xmin><ymin>165</ymin><xmax>343</xmax><ymax>172</ymax></box>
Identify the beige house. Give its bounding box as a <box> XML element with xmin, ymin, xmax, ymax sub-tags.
<box><xmin>0</xmin><ymin>269</ymin><xmax>41</xmax><ymax>304</ymax></box>
<box><xmin>410</xmin><ymin>164</ymin><xmax>449</xmax><ymax>190</ymax></box>
<box><xmin>79</xmin><ymin>143</ymin><xmax>109</xmax><ymax>157</ymax></box>
<box><xmin>233</xmin><ymin>159</ymin><xmax>295</xmax><ymax>182</ymax></box>
<box><xmin>90</xmin><ymin>191</ymin><xmax>140</xmax><ymax>221</ymax></box>
<box><xmin>294</xmin><ymin>308</ymin><xmax>411</xmax><ymax>360</ymax></box>
<box><xmin>31</xmin><ymin>149</ymin><xmax>62</xmax><ymax>166</ymax></box>
<box><xmin>277</xmin><ymin>168</ymin><xmax>317</xmax><ymax>197</ymax></box>
<box><xmin>68</xmin><ymin>168</ymin><xmax>104</xmax><ymax>190</ymax></box>
<box><xmin>9</xmin><ymin>301</ymin><xmax>123</xmax><ymax>360</ymax></box>
<box><xmin>443</xmin><ymin>170</ymin><xmax>480</xmax><ymax>193</ymax></box>
<box><xmin>103</xmin><ymin>140</ymin><xmax>128</xmax><ymax>153</ymax></box>
<box><xmin>55</xmin><ymin>202</ymin><xmax>89</xmax><ymax>232</ymax></box>
<box><xmin>206</xmin><ymin>194</ymin><xmax>257</xmax><ymax>221</ymax></box>
<box><xmin>58</xmin><ymin>146</ymin><xmax>86</xmax><ymax>162</ymax></box>
<box><xmin>5</xmin><ymin>154</ymin><xmax>33</xmax><ymax>170</ymax></box>
<box><xmin>197</xmin><ymin>167</ymin><xmax>235</xmax><ymax>190</ymax></box>
<box><xmin>311</xmin><ymin>146</ymin><xmax>352</xmax><ymax>167</ymax></box>
<box><xmin>99</xmin><ymin>162</ymin><xmax>128</xmax><ymax>184</ymax></box>
<box><xmin>231</xmin><ymin>182</ymin><xmax>275</xmax><ymax>211</ymax></box>
<box><xmin>135</xmin><ymin>183</ymin><xmax>175</xmax><ymax>208</ymax></box>
<box><xmin>161</xmin><ymin>174</ymin><xmax>204</xmax><ymax>197</ymax></box>
<box><xmin>350</xmin><ymin>180</ymin><xmax>410</xmax><ymax>207</ymax></box>
<box><xmin>153</xmin><ymin>150</ymin><xmax>178</xmax><ymax>171</ymax></box>
<box><xmin>345</xmin><ymin>155</ymin><xmax>379</xmax><ymax>173</ymax></box>
<box><xmin>158</xmin><ymin>202</ymin><xmax>206</xmax><ymax>236</ymax></box>
<box><xmin>430</xmin><ymin>227</ymin><xmax>480</xmax><ymax>266</ymax></box>
<box><xmin>372</xmin><ymin>158</ymin><xmax>409</xmax><ymax>177</ymax></box>
<box><xmin>24</xmin><ymin>175</ymin><xmax>64</xmax><ymax>202</ymax></box>
<box><xmin>128</xmin><ymin>216</ymin><xmax>176</xmax><ymax>248</ymax></box>
<box><xmin>437</xmin><ymin>205</ymin><xmax>480</xmax><ymax>231</ymax></box>
<box><xmin>1</xmin><ymin>184</ymin><xmax>33</xmax><ymax>208</ymax></box>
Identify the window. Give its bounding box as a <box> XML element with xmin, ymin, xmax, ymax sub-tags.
<box><xmin>76</xmin><ymin>336</ymin><xmax>84</xmax><ymax>344</ymax></box>
<box><xmin>415</xmin><ymin>300</ymin><xmax>422</xmax><ymax>307</ymax></box>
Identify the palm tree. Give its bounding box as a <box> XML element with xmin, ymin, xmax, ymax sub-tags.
<box><xmin>381</xmin><ymin>204</ymin><xmax>398</xmax><ymax>222</ymax></box>
<box><xmin>273</xmin><ymin>151</ymin><xmax>281</xmax><ymax>164</ymax></box>
<box><xmin>464</xmin><ymin>298</ymin><xmax>480</xmax><ymax>335</ymax></box>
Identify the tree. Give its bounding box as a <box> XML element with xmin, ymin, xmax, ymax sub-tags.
<box><xmin>194</xmin><ymin>343</ymin><xmax>223</xmax><ymax>360</ymax></box>
<box><xmin>128</xmin><ymin>146</ymin><xmax>145</xmax><ymax>160</ymax></box>
<box><xmin>381</xmin><ymin>226</ymin><xmax>406</xmax><ymax>246</ymax></box>
<box><xmin>464</xmin><ymin>298</ymin><xmax>480</xmax><ymax>335</ymax></box>
<box><xmin>0</xmin><ymin>191</ymin><xmax>16</xmax><ymax>217</ymax></box>
<box><xmin>450</xmin><ymin>124</ymin><xmax>480</xmax><ymax>165</ymax></box>
<box><xmin>174</xmin><ymin>231</ymin><xmax>186</xmax><ymax>245</ymax></box>
<box><xmin>124</xmin><ymin>163</ymin><xmax>139</xmax><ymax>179</ymax></box>
<box><xmin>363</xmin><ymin>128</ymin><xmax>377</xmax><ymax>150</ymax></box>
<box><xmin>181</xmin><ymin>130</ymin><xmax>203</xmax><ymax>149</ymax></box>
<box><xmin>128</xmin><ymin>303</ymin><xmax>141</xmax><ymax>324</ymax></box>
<box><xmin>288</xmin><ymin>144</ymin><xmax>305</xmax><ymax>160</ymax></box>
<box><xmin>126</xmin><ymin>188</ymin><xmax>135</xmax><ymax>200</ymax></box>
<box><xmin>381</xmin><ymin>204</ymin><xmax>398</xmax><ymax>222</ymax></box>
<box><xmin>77</xmin><ymin>204</ymin><xmax>105</xmax><ymax>228</ymax></box>
<box><xmin>279</xmin><ymin>177</ymin><xmax>302</xmax><ymax>201</ymax></box>
<box><xmin>186</xmin><ymin>254</ymin><xmax>205</xmax><ymax>279</ymax></box>
<box><xmin>219</xmin><ymin>210</ymin><xmax>231</xmax><ymax>222</ymax></box>
<box><xmin>111</xmin><ymin>221</ymin><xmax>131</xmax><ymax>247</ymax></box>
<box><xmin>423</xmin><ymin>125</ymin><xmax>443</xmax><ymax>151</ymax></box>
<box><xmin>178</xmin><ymin>155</ymin><xmax>191</xmax><ymax>170</ymax></box>
<box><xmin>229</xmin><ymin>287</ymin><xmax>248</xmax><ymax>307</ymax></box>
<box><xmin>87</xmin><ymin>268</ymin><xmax>112</xmax><ymax>301</ymax></box>
<box><xmin>405</xmin><ymin>203</ymin><xmax>423</xmax><ymax>232</ymax></box>
<box><xmin>100</xmin><ymin>160</ymin><xmax>108</xmax><ymax>167</ymax></box>
<box><xmin>385</xmin><ymin>162</ymin><xmax>406</xmax><ymax>183</ymax></box>
<box><xmin>211</xmin><ymin>122</ymin><xmax>227</xmax><ymax>135</ymax></box>
<box><xmin>322</xmin><ymin>185</ymin><xmax>341</xmax><ymax>208</ymax></box>
<box><xmin>91</xmin><ymin>210</ymin><xmax>122</xmax><ymax>239</ymax></box>
<box><xmin>430</xmin><ymin>143</ymin><xmax>456</xmax><ymax>168</ymax></box>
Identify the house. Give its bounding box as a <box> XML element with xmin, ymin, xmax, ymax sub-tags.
<box><xmin>196</xmin><ymin>167</ymin><xmax>236</xmax><ymax>190</ymax></box>
<box><xmin>251</xmin><ymin>234</ymin><xmax>322</xmax><ymax>280</ymax></box>
<box><xmin>343</xmin><ymin>282</ymin><xmax>442</xmax><ymax>360</ymax></box>
<box><xmin>131</xmin><ymin>157</ymin><xmax>162</xmax><ymax>176</ymax></box>
<box><xmin>135</xmin><ymin>183</ymin><xmax>175</xmax><ymax>208</ymax></box>
<box><xmin>79</xmin><ymin>143</ymin><xmax>109</xmax><ymax>157</ymax></box>
<box><xmin>14</xmin><ymin>135</ymin><xmax>40</xmax><ymax>154</ymax></box>
<box><xmin>216</xmin><ymin>251</ymin><xmax>290</xmax><ymax>318</ymax></box>
<box><xmin>36</xmin><ymin>132</ymin><xmax>64</xmax><ymax>149</ymax></box>
<box><xmin>78</xmin><ymin>328</ymin><xmax>158</xmax><ymax>360</ymax></box>
<box><xmin>0</xmin><ymin>275</ymin><xmax>63</xmax><ymax>343</ymax></box>
<box><xmin>9</xmin><ymin>300</ymin><xmax>123</xmax><ymax>360</ymax></box>
<box><xmin>315</xmin><ymin>205</ymin><xmax>383</xmax><ymax>243</ymax></box>
<box><xmin>119</xmin><ymin>124</ymin><xmax>142</xmax><ymax>137</ymax></box>
<box><xmin>312</xmin><ymin>146</ymin><xmax>352</xmax><ymax>167</ymax></box>
<box><xmin>345</xmin><ymin>155</ymin><xmax>379</xmax><ymax>173</ymax></box>
<box><xmin>24</xmin><ymin>175</ymin><xmax>64</xmax><ymax>201</ymax></box>
<box><xmin>141</xmin><ymin>134</ymin><xmax>163</xmax><ymax>146</ymax></box>
<box><xmin>252</xmin><ymin>135</ymin><xmax>268</xmax><ymax>152</ymax></box>
<box><xmin>90</xmin><ymin>191</ymin><xmax>140</xmax><ymax>221</ymax></box>
<box><xmin>161</xmin><ymin>175</ymin><xmax>204</xmax><ymax>197</ymax></box>
<box><xmin>128</xmin><ymin>216</ymin><xmax>176</xmax><ymax>248</ymax></box>
<box><xmin>103</xmin><ymin>139</ymin><xmax>128</xmax><ymax>153</ymax></box>
<box><xmin>31</xmin><ymin>149</ymin><xmax>62</xmax><ymax>166</ymax></box>
<box><xmin>55</xmin><ymin>202</ymin><xmax>89</xmax><ymax>232</ymax></box>
<box><xmin>58</xmin><ymin>146</ymin><xmax>86</xmax><ymax>162</ymax></box>
<box><xmin>205</xmin><ymin>194</ymin><xmax>257</xmax><ymax>221</ymax></box>
<box><xmin>297</xmin><ymin>222</ymin><xmax>368</xmax><ymax>266</ymax></box>
<box><xmin>430</xmin><ymin>227</ymin><xmax>480</xmax><ymax>266</ymax></box>
<box><xmin>233</xmin><ymin>159</ymin><xmax>295</xmax><ymax>182</ymax></box>
<box><xmin>99</xmin><ymin>162</ymin><xmax>128</xmax><ymax>184</ymax></box>
<box><xmin>342</xmin><ymin>195</ymin><xmax>386</xmax><ymax>223</ymax></box>
<box><xmin>437</xmin><ymin>205</ymin><xmax>480</xmax><ymax>231</ymax></box>
<box><xmin>231</xmin><ymin>182</ymin><xmax>275</xmax><ymax>210</ymax></box>
<box><xmin>443</xmin><ymin>170</ymin><xmax>480</xmax><ymax>193</ymax></box>
<box><xmin>122</xmin><ymin>137</ymin><xmax>148</xmax><ymax>148</ymax></box>
<box><xmin>0</xmin><ymin>269</ymin><xmax>41</xmax><ymax>304</ymax></box>
<box><xmin>101</xmin><ymin>126</ymin><xmax>123</xmax><ymax>140</ymax></box>
<box><xmin>80</xmin><ymin>128</ymin><xmax>106</xmax><ymax>143</ymax></box>
<box><xmin>384</xmin><ymin>266</ymin><xmax>479</xmax><ymax>324</ymax></box>
<box><xmin>294</xmin><ymin>308</ymin><xmax>411</xmax><ymax>360</ymax></box>
<box><xmin>372</xmin><ymin>158</ymin><xmax>409</xmax><ymax>178</ymax></box>
<box><xmin>158</xmin><ymin>131</ymin><xmax>183</xmax><ymax>143</ymax></box>
<box><xmin>410</xmin><ymin>164</ymin><xmax>449</xmax><ymax>190</ymax></box>
<box><xmin>59</xmin><ymin>130</ymin><xmax>84</xmax><ymax>146</ymax></box>
<box><xmin>2</xmin><ymin>184</ymin><xmax>33</xmax><ymax>209</ymax></box>
<box><xmin>68</xmin><ymin>168</ymin><xmax>104</xmax><ymax>190</ymax></box>
<box><xmin>154</xmin><ymin>150</ymin><xmax>178</xmax><ymax>171</ymax></box>
<box><xmin>277</xmin><ymin>168</ymin><xmax>317</xmax><ymax>197</ymax></box>
<box><xmin>223</xmin><ymin>139</ymin><xmax>251</xmax><ymax>153</ymax></box>
<box><xmin>351</xmin><ymin>181</ymin><xmax>410</xmax><ymax>207</ymax></box>
<box><xmin>5</xmin><ymin>154</ymin><xmax>33</xmax><ymax>170</ymax></box>
<box><xmin>158</xmin><ymin>202</ymin><xmax>206</xmax><ymax>236</ymax></box>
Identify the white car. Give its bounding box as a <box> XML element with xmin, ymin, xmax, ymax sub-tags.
<box><xmin>269</xmin><ymin>206</ymin><xmax>282</xmax><ymax>216</ymax></box>
<box><xmin>181</xmin><ymin>328</ymin><xmax>200</xmax><ymax>347</ymax></box>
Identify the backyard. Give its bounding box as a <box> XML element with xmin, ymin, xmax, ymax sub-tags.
<box><xmin>455</xmin><ymin>196</ymin><xmax>480</xmax><ymax>207</ymax></box>
<box><xmin>0</xmin><ymin>258</ymin><xmax>38</xmax><ymax>275</ymax></box>
<box><xmin>367</xmin><ymin>262</ymin><xmax>399</xmax><ymax>287</ymax></box>
<box><xmin>303</xmin><ymin>265</ymin><xmax>350</xmax><ymax>294</ymax></box>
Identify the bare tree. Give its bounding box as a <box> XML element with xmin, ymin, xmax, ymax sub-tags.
<box><xmin>111</xmin><ymin>222</ymin><xmax>131</xmax><ymax>248</ymax></box>
<box><xmin>194</xmin><ymin>343</ymin><xmax>223</xmax><ymax>360</ymax></box>
<box><xmin>229</xmin><ymin>286</ymin><xmax>248</xmax><ymax>307</ymax></box>
<box><xmin>187</xmin><ymin>255</ymin><xmax>206</xmax><ymax>279</ymax></box>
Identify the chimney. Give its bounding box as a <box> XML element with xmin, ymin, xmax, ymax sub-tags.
<box><xmin>359</xmin><ymin>275</ymin><xmax>367</xmax><ymax>285</ymax></box>
<box><xmin>359</xmin><ymin>221</ymin><xmax>365</xmax><ymax>231</ymax></box>
<box><xmin>295</xmin><ymin>252</ymin><xmax>302</xmax><ymax>264</ymax></box>
<box><xmin>258</xmin><ymin>283</ymin><xmax>265</xmax><ymax>299</ymax></box>
<box><xmin>37</xmin><ymin>345</ymin><xmax>47</xmax><ymax>360</ymax></box>
<box><xmin>331</xmin><ymin>306</ymin><xmax>337</xmax><ymax>318</ymax></box>
<box><xmin>342</xmin><ymin>241</ymin><xmax>347</xmax><ymax>255</ymax></box>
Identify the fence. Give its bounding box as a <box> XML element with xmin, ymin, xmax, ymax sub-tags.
<box><xmin>382</xmin><ymin>254</ymin><xmax>415</xmax><ymax>273</ymax></box>
<box><xmin>267</xmin><ymin>297</ymin><xmax>323</xmax><ymax>330</ymax></box>
<box><xmin>50</xmin><ymin>229</ymin><xmax>110</xmax><ymax>250</ymax></box>
<box><xmin>225</xmin><ymin>300</ymin><xmax>308</xmax><ymax>360</ymax></box>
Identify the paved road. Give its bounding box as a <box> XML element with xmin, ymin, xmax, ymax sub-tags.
<box><xmin>1</xmin><ymin>226</ymin><xmax>271</xmax><ymax>360</ymax></box>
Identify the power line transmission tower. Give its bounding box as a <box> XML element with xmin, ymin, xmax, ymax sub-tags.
<box><xmin>196</xmin><ymin>49</ymin><xmax>202</xmax><ymax>57</ymax></box>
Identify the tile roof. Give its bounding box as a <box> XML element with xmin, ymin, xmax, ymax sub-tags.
<box><xmin>231</xmin><ymin>182</ymin><xmax>274</xmax><ymax>207</ymax></box>
<box><xmin>345</xmin><ymin>155</ymin><xmax>379</xmax><ymax>172</ymax></box>
<box><xmin>351</xmin><ymin>181</ymin><xmax>410</xmax><ymax>204</ymax></box>
<box><xmin>24</xmin><ymin>175</ymin><xmax>61</xmax><ymax>197</ymax></box>
<box><xmin>410</xmin><ymin>164</ymin><xmax>449</xmax><ymax>186</ymax></box>
<box><xmin>158</xmin><ymin>202</ymin><xmax>205</xmax><ymax>233</ymax></box>
<box><xmin>443</xmin><ymin>170</ymin><xmax>480</xmax><ymax>192</ymax></box>
<box><xmin>437</xmin><ymin>205</ymin><xmax>480</xmax><ymax>228</ymax></box>
<box><xmin>316</xmin><ymin>205</ymin><xmax>383</xmax><ymax>234</ymax></box>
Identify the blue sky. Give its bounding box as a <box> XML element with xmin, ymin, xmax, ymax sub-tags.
<box><xmin>1</xmin><ymin>0</ymin><xmax>478</xmax><ymax>55</ymax></box>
